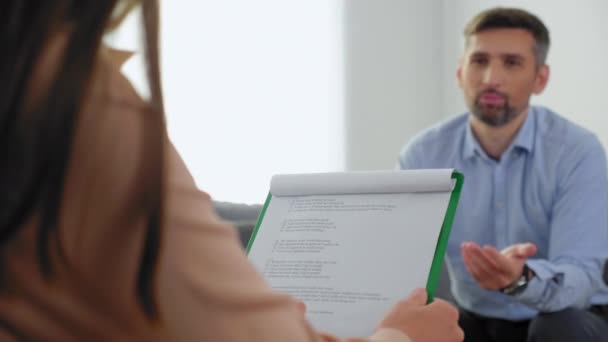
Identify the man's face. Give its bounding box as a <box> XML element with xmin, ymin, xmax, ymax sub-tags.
<box><xmin>457</xmin><ymin>28</ymin><xmax>549</xmax><ymax>127</ymax></box>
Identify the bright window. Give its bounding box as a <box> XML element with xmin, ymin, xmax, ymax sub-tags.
<box><xmin>108</xmin><ymin>1</ymin><xmax>344</xmax><ymax>204</ymax></box>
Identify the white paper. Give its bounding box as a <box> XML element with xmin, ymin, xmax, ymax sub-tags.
<box><xmin>270</xmin><ymin>169</ymin><xmax>454</xmax><ymax>197</ymax></box>
<box><xmin>248</xmin><ymin>170</ymin><xmax>454</xmax><ymax>337</ymax></box>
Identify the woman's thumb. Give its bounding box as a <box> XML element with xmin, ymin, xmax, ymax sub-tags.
<box><xmin>404</xmin><ymin>288</ymin><xmax>428</xmax><ymax>306</ymax></box>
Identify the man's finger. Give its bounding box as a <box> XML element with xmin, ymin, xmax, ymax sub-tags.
<box><xmin>514</xmin><ymin>243</ymin><xmax>537</xmax><ymax>258</ymax></box>
<box><xmin>501</xmin><ymin>243</ymin><xmax>537</xmax><ymax>259</ymax></box>
<box><xmin>466</xmin><ymin>247</ymin><xmax>497</xmax><ymax>281</ymax></box>
<box><xmin>467</xmin><ymin>245</ymin><xmax>500</xmax><ymax>272</ymax></box>
<box><xmin>482</xmin><ymin>245</ymin><xmax>511</xmax><ymax>271</ymax></box>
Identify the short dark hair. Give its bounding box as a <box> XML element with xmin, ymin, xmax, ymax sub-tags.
<box><xmin>464</xmin><ymin>7</ymin><xmax>550</xmax><ymax>65</ymax></box>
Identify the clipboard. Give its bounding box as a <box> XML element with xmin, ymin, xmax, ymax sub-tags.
<box><xmin>246</xmin><ymin>169</ymin><xmax>464</xmax><ymax>336</ymax></box>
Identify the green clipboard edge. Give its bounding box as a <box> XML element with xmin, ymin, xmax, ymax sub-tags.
<box><xmin>425</xmin><ymin>171</ymin><xmax>464</xmax><ymax>303</ymax></box>
<box><xmin>246</xmin><ymin>192</ymin><xmax>272</xmax><ymax>253</ymax></box>
<box><xmin>246</xmin><ymin>171</ymin><xmax>465</xmax><ymax>303</ymax></box>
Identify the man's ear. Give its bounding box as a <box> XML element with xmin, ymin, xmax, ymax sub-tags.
<box><xmin>456</xmin><ymin>61</ymin><xmax>464</xmax><ymax>89</ymax></box>
<box><xmin>533</xmin><ymin>64</ymin><xmax>550</xmax><ymax>94</ymax></box>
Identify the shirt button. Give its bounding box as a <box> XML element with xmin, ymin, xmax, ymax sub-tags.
<box><xmin>496</xmin><ymin>201</ymin><xmax>504</xmax><ymax>209</ymax></box>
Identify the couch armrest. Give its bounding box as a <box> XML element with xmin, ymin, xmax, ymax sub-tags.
<box><xmin>213</xmin><ymin>201</ymin><xmax>262</xmax><ymax>247</ymax></box>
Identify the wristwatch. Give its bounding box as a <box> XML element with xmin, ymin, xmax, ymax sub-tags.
<box><xmin>499</xmin><ymin>264</ymin><xmax>531</xmax><ymax>296</ymax></box>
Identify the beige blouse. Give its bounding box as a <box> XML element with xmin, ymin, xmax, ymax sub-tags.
<box><xmin>0</xmin><ymin>46</ymin><xmax>411</xmax><ymax>342</ymax></box>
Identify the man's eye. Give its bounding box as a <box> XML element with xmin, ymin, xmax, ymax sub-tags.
<box><xmin>471</xmin><ymin>57</ymin><xmax>488</xmax><ymax>65</ymax></box>
<box><xmin>505</xmin><ymin>59</ymin><xmax>522</xmax><ymax>67</ymax></box>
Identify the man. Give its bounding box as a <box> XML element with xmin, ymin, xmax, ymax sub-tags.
<box><xmin>398</xmin><ymin>7</ymin><xmax>608</xmax><ymax>342</ymax></box>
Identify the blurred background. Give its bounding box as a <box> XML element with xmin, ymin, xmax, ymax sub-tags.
<box><xmin>106</xmin><ymin>0</ymin><xmax>608</xmax><ymax>204</ymax></box>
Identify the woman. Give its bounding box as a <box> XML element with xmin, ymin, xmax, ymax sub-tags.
<box><xmin>0</xmin><ymin>1</ymin><xmax>463</xmax><ymax>341</ymax></box>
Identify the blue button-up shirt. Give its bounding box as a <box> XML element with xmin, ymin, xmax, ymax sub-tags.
<box><xmin>399</xmin><ymin>106</ymin><xmax>608</xmax><ymax>320</ymax></box>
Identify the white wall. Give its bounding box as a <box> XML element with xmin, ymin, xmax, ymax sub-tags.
<box><xmin>343</xmin><ymin>0</ymin><xmax>444</xmax><ymax>170</ymax></box>
<box><xmin>160</xmin><ymin>1</ymin><xmax>344</xmax><ymax>204</ymax></box>
<box><xmin>109</xmin><ymin>1</ymin><xmax>345</xmax><ymax>204</ymax></box>
<box><xmin>441</xmin><ymin>1</ymin><xmax>608</xmax><ymax>147</ymax></box>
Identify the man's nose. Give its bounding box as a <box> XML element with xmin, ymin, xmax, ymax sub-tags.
<box><xmin>482</xmin><ymin>62</ymin><xmax>505</xmax><ymax>88</ymax></box>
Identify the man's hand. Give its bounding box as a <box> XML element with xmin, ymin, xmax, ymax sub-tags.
<box><xmin>461</xmin><ymin>242</ymin><xmax>537</xmax><ymax>290</ymax></box>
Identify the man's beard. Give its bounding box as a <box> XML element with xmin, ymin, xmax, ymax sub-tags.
<box><xmin>471</xmin><ymin>91</ymin><xmax>520</xmax><ymax>127</ymax></box>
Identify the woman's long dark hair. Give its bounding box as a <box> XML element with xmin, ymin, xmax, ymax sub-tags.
<box><xmin>0</xmin><ymin>0</ymin><xmax>165</xmax><ymax>320</ymax></box>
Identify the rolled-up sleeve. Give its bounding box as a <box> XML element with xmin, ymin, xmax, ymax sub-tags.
<box><xmin>516</xmin><ymin>136</ymin><xmax>608</xmax><ymax>312</ymax></box>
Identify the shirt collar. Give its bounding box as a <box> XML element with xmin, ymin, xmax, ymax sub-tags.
<box><xmin>463</xmin><ymin>121</ymin><xmax>482</xmax><ymax>160</ymax></box>
<box><xmin>510</xmin><ymin>106</ymin><xmax>536</xmax><ymax>154</ymax></box>
<box><xmin>463</xmin><ymin>107</ymin><xmax>536</xmax><ymax>160</ymax></box>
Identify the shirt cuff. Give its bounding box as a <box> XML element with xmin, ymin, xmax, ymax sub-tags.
<box><xmin>514</xmin><ymin>259</ymin><xmax>555</xmax><ymax>304</ymax></box>
<box><xmin>370</xmin><ymin>328</ymin><xmax>411</xmax><ymax>342</ymax></box>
